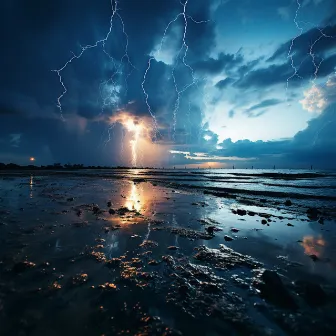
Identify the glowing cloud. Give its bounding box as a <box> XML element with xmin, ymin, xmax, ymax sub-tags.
<box><xmin>170</xmin><ymin>150</ymin><xmax>255</xmax><ymax>161</ymax></box>
<box><xmin>300</xmin><ymin>85</ymin><xmax>327</xmax><ymax>113</ymax></box>
<box><xmin>300</xmin><ymin>74</ymin><xmax>336</xmax><ymax>113</ymax></box>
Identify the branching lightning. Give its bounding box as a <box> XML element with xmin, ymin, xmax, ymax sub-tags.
<box><xmin>52</xmin><ymin>0</ymin><xmax>135</xmax><ymax>121</ymax></box>
<box><xmin>286</xmin><ymin>0</ymin><xmax>303</xmax><ymax>101</ymax></box>
<box><xmin>287</xmin><ymin>0</ymin><xmax>335</xmax><ymax>104</ymax></box>
<box><xmin>141</xmin><ymin>0</ymin><xmax>208</xmax><ymax>140</ymax></box>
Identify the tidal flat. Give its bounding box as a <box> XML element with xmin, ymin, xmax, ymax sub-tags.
<box><xmin>0</xmin><ymin>169</ymin><xmax>336</xmax><ymax>335</ymax></box>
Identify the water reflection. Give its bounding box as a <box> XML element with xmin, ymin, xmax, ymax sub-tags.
<box><xmin>29</xmin><ymin>175</ymin><xmax>33</xmax><ymax>199</ymax></box>
<box><xmin>301</xmin><ymin>235</ymin><xmax>326</xmax><ymax>258</ymax></box>
<box><xmin>125</xmin><ymin>183</ymin><xmax>142</xmax><ymax>212</ymax></box>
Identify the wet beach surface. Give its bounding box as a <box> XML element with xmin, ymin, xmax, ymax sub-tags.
<box><xmin>1</xmin><ymin>169</ymin><xmax>336</xmax><ymax>335</ymax></box>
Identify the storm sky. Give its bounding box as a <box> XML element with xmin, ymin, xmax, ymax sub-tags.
<box><xmin>1</xmin><ymin>0</ymin><xmax>336</xmax><ymax>168</ymax></box>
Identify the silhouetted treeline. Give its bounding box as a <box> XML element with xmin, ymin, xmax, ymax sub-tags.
<box><xmin>0</xmin><ymin>163</ymin><xmax>156</xmax><ymax>170</ymax></box>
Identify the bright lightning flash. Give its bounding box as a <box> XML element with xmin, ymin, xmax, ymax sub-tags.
<box><xmin>109</xmin><ymin>112</ymin><xmax>151</xmax><ymax>167</ymax></box>
<box><xmin>125</xmin><ymin>118</ymin><xmax>142</xmax><ymax>167</ymax></box>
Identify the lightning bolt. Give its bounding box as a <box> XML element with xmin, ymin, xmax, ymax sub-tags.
<box><xmin>52</xmin><ymin>0</ymin><xmax>135</xmax><ymax>121</ymax></box>
<box><xmin>141</xmin><ymin>0</ymin><xmax>208</xmax><ymax>140</ymax></box>
<box><xmin>286</xmin><ymin>0</ymin><xmax>304</xmax><ymax>102</ymax></box>
<box><xmin>287</xmin><ymin>1</ymin><xmax>335</xmax><ymax>104</ymax></box>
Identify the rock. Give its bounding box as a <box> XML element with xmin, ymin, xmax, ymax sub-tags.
<box><xmin>162</xmin><ymin>255</ymin><xmax>174</xmax><ymax>265</ymax></box>
<box><xmin>309</xmin><ymin>254</ymin><xmax>319</xmax><ymax>262</ymax></box>
<box><xmin>108</xmin><ymin>208</ymin><xmax>115</xmax><ymax>215</ymax></box>
<box><xmin>284</xmin><ymin>199</ymin><xmax>292</xmax><ymax>206</ymax></box>
<box><xmin>287</xmin><ymin>223</ymin><xmax>294</xmax><ymax>227</ymax></box>
<box><xmin>167</xmin><ymin>246</ymin><xmax>179</xmax><ymax>250</ymax></box>
<box><xmin>237</xmin><ymin>209</ymin><xmax>247</xmax><ymax>216</ymax></box>
<box><xmin>93</xmin><ymin>205</ymin><xmax>100</xmax><ymax>214</ymax></box>
<box><xmin>224</xmin><ymin>235</ymin><xmax>234</xmax><ymax>241</ymax></box>
<box><xmin>231</xmin><ymin>228</ymin><xmax>239</xmax><ymax>233</ymax></box>
<box><xmin>248</xmin><ymin>211</ymin><xmax>256</xmax><ymax>216</ymax></box>
<box><xmin>295</xmin><ymin>280</ymin><xmax>327</xmax><ymax>306</ymax></box>
<box><xmin>72</xmin><ymin>273</ymin><xmax>88</xmax><ymax>285</ymax></box>
<box><xmin>148</xmin><ymin>260</ymin><xmax>160</xmax><ymax>266</ymax></box>
<box><xmin>261</xmin><ymin>219</ymin><xmax>267</xmax><ymax>225</ymax></box>
<box><xmin>256</xmin><ymin>270</ymin><xmax>297</xmax><ymax>309</ymax></box>
<box><xmin>307</xmin><ymin>207</ymin><xmax>321</xmax><ymax>220</ymax></box>
<box><xmin>107</xmin><ymin>201</ymin><xmax>112</xmax><ymax>207</ymax></box>
<box><xmin>259</xmin><ymin>213</ymin><xmax>271</xmax><ymax>219</ymax></box>
<box><xmin>206</xmin><ymin>226</ymin><xmax>216</xmax><ymax>234</ymax></box>
<box><xmin>140</xmin><ymin>240</ymin><xmax>158</xmax><ymax>248</ymax></box>
<box><xmin>170</xmin><ymin>227</ymin><xmax>212</xmax><ymax>240</ymax></box>
<box><xmin>67</xmin><ymin>197</ymin><xmax>74</xmax><ymax>202</ymax></box>
<box><xmin>117</xmin><ymin>207</ymin><xmax>131</xmax><ymax>215</ymax></box>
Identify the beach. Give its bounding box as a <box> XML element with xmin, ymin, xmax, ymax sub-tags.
<box><xmin>0</xmin><ymin>169</ymin><xmax>336</xmax><ymax>335</ymax></box>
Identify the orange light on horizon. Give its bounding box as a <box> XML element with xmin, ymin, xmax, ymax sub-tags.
<box><xmin>29</xmin><ymin>157</ymin><xmax>35</xmax><ymax>162</ymax></box>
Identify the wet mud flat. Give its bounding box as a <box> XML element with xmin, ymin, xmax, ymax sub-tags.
<box><xmin>1</xmin><ymin>171</ymin><xmax>336</xmax><ymax>335</ymax></box>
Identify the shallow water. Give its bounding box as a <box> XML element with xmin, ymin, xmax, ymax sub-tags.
<box><xmin>0</xmin><ymin>170</ymin><xmax>336</xmax><ymax>335</ymax></box>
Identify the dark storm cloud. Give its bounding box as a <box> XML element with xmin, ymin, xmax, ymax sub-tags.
<box><xmin>244</xmin><ymin>99</ymin><xmax>282</xmax><ymax>117</ymax></box>
<box><xmin>268</xmin><ymin>25</ymin><xmax>336</xmax><ymax>62</ymax></box>
<box><xmin>246</xmin><ymin>99</ymin><xmax>282</xmax><ymax>112</ymax></box>
<box><xmin>235</xmin><ymin>53</ymin><xmax>336</xmax><ymax>89</ymax></box>
<box><xmin>193</xmin><ymin>52</ymin><xmax>244</xmax><ymax>75</ymax></box>
<box><xmin>234</xmin><ymin>24</ymin><xmax>336</xmax><ymax>90</ymax></box>
<box><xmin>170</xmin><ymin>102</ymin><xmax>336</xmax><ymax>168</ymax></box>
<box><xmin>236</xmin><ymin>58</ymin><xmax>261</xmax><ymax>77</ymax></box>
<box><xmin>235</xmin><ymin>63</ymin><xmax>291</xmax><ymax>88</ymax></box>
<box><xmin>0</xmin><ymin>0</ymin><xmax>218</xmax><ymax>165</ymax></box>
<box><xmin>215</xmin><ymin>77</ymin><xmax>235</xmax><ymax>90</ymax></box>
<box><xmin>0</xmin><ymin>104</ymin><xmax>20</xmax><ymax>116</ymax></box>
<box><xmin>1</xmin><ymin>0</ymin><xmax>335</xmax><ymax>167</ymax></box>
<box><xmin>214</xmin><ymin>103</ymin><xmax>336</xmax><ymax>167</ymax></box>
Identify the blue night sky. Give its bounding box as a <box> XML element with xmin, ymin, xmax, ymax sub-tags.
<box><xmin>0</xmin><ymin>0</ymin><xmax>336</xmax><ymax>168</ymax></box>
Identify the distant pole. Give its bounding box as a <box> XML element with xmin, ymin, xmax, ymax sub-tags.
<box><xmin>311</xmin><ymin>165</ymin><xmax>313</xmax><ymax>170</ymax></box>
<box><xmin>252</xmin><ymin>166</ymin><xmax>253</xmax><ymax>169</ymax></box>
<box><xmin>233</xmin><ymin>165</ymin><xmax>235</xmax><ymax>169</ymax></box>
<box><xmin>273</xmin><ymin>165</ymin><xmax>275</xmax><ymax>169</ymax></box>
<box><xmin>174</xmin><ymin>166</ymin><xmax>175</xmax><ymax>169</ymax></box>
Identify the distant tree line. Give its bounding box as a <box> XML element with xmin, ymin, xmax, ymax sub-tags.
<box><xmin>0</xmin><ymin>163</ymin><xmax>155</xmax><ymax>170</ymax></box>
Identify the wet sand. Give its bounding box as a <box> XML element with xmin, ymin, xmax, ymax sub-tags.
<box><xmin>0</xmin><ymin>170</ymin><xmax>336</xmax><ymax>335</ymax></box>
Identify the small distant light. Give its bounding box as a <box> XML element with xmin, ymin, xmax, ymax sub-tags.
<box><xmin>30</xmin><ymin>157</ymin><xmax>35</xmax><ymax>161</ymax></box>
